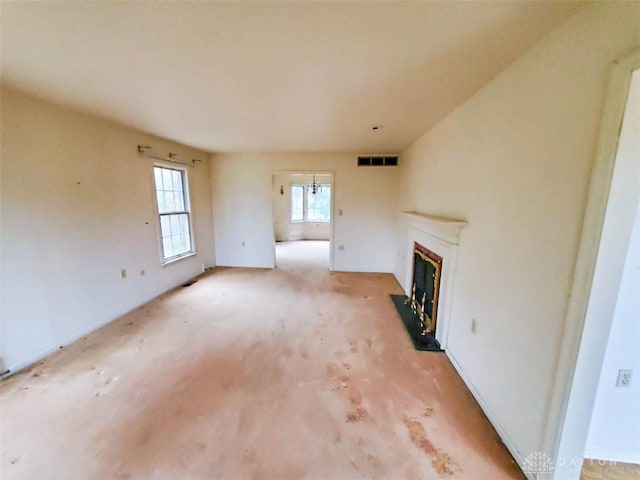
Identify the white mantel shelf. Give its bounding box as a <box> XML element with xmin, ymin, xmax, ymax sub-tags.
<box><xmin>401</xmin><ymin>211</ymin><xmax>467</xmax><ymax>245</ymax></box>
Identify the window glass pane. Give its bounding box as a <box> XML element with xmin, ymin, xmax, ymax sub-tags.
<box><xmin>307</xmin><ymin>185</ymin><xmax>331</xmax><ymax>221</ymax></box>
<box><xmin>179</xmin><ymin>233</ymin><xmax>190</xmax><ymax>253</ymax></box>
<box><xmin>170</xmin><ymin>214</ymin><xmax>180</xmax><ymax>235</ymax></box>
<box><xmin>179</xmin><ymin>214</ymin><xmax>189</xmax><ymax>234</ymax></box>
<box><xmin>160</xmin><ymin>191</ymin><xmax>170</xmax><ymax>213</ymax></box>
<box><xmin>162</xmin><ymin>168</ymin><xmax>173</xmax><ymax>191</ymax></box>
<box><xmin>164</xmin><ymin>192</ymin><xmax>178</xmax><ymax>212</ymax></box>
<box><xmin>171</xmin><ymin>233</ymin><xmax>190</xmax><ymax>257</ymax></box>
<box><xmin>171</xmin><ymin>236</ymin><xmax>180</xmax><ymax>257</ymax></box>
<box><xmin>174</xmin><ymin>189</ymin><xmax>185</xmax><ymax>211</ymax></box>
<box><xmin>154</xmin><ymin>167</ymin><xmax>164</xmax><ymax>190</ymax></box>
<box><xmin>156</xmin><ymin>189</ymin><xmax>167</xmax><ymax>213</ymax></box>
<box><xmin>163</xmin><ymin>236</ymin><xmax>174</xmax><ymax>259</ymax></box>
<box><xmin>173</xmin><ymin>170</ymin><xmax>183</xmax><ymax>193</ymax></box>
<box><xmin>160</xmin><ymin>215</ymin><xmax>171</xmax><ymax>238</ymax></box>
<box><xmin>291</xmin><ymin>185</ymin><xmax>304</xmax><ymax>221</ymax></box>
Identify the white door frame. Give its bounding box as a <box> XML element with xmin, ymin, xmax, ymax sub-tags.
<box><xmin>270</xmin><ymin>170</ymin><xmax>335</xmax><ymax>270</ymax></box>
<box><xmin>540</xmin><ymin>50</ymin><xmax>640</xmax><ymax>480</ymax></box>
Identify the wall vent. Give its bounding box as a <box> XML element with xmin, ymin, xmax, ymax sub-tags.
<box><xmin>357</xmin><ymin>155</ymin><xmax>398</xmax><ymax>167</ymax></box>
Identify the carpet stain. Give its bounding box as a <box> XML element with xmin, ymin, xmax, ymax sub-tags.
<box><xmin>326</xmin><ymin>363</ymin><xmax>339</xmax><ymax>377</ymax></box>
<box><xmin>346</xmin><ymin>406</ymin><xmax>368</xmax><ymax>423</ymax></box>
<box><xmin>403</xmin><ymin>415</ymin><xmax>460</xmax><ymax>476</ymax></box>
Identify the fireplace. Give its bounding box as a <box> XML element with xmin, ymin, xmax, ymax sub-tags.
<box><xmin>390</xmin><ymin>242</ymin><xmax>444</xmax><ymax>351</ymax></box>
<box><xmin>410</xmin><ymin>243</ymin><xmax>443</xmax><ymax>336</ymax></box>
<box><xmin>391</xmin><ymin>211</ymin><xmax>466</xmax><ymax>351</ymax></box>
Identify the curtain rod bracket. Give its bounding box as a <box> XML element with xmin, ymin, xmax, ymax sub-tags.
<box><xmin>136</xmin><ymin>144</ymin><xmax>196</xmax><ymax>167</ymax></box>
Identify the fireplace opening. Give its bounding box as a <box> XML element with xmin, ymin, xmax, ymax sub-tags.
<box><xmin>390</xmin><ymin>242</ymin><xmax>443</xmax><ymax>351</ymax></box>
<box><xmin>411</xmin><ymin>243</ymin><xmax>442</xmax><ymax>336</ymax></box>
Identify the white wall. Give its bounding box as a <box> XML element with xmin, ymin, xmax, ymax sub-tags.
<box><xmin>272</xmin><ymin>173</ymin><xmax>331</xmax><ymax>242</ymax></box>
<box><xmin>585</xmin><ymin>70</ymin><xmax>640</xmax><ymax>464</ymax></box>
<box><xmin>211</xmin><ymin>153</ymin><xmax>398</xmax><ymax>272</ymax></box>
<box><xmin>393</xmin><ymin>2</ymin><xmax>640</xmax><ymax>469</ymax></box>
<box><xmin>0</xmin><ymin>87</ymin><xmax>215</xmax><ymax>373</ymax></box>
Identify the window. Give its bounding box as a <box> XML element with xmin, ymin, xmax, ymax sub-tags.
<box><xmin>153</xmin><ymin>166</ymin><xmax>193</xmax><ymax>262</ymax></box>
<box><xmin>291</xmin><ymin>185</ymin><xmax>304</xmax><ymax>222</ymax></box>
<box><xmin>290</xmin><ymin>184</ymin><xmax>331</xmax><ymax>222</ymax></box>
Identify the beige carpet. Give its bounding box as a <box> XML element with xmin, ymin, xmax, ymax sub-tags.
<box><xmin>276</xmin><ymin>241</ymin><xmax>330</xmax><ymax>270</ymax></box>
<box><xmin>1</xmin><ymin>241</ymin><xmax>522</xmax><ymax>479</ymax></box>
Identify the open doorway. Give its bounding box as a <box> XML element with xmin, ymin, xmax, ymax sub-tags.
<box><xmin>579</xmin><ymin>66</ymin><xmax>640</xmax><ymax>477</ymax></box>
<box><xmin>549</xmin><ymin>54</ymin><xmax>639</xmax><ymax>480</ymax></box>
<box><xmin>271</xmin><ymin>172</ymin><xmax>333</xmax><ymax>270</ymax></box>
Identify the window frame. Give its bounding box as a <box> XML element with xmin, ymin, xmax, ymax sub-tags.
<box><xmin>290</xmin><ymin>183</ymin><xmax>332</xmax><ymax>223</ymax></box>
<box><xmin>152</xmin><ymin>164</ymin><xmax>196</xmax><ymax>265</ymax></box>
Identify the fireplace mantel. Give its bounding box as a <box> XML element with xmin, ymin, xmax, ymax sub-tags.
<box><xmin>401</xmin><ymin>211</ymin><xmax>467</xmax><ymax>245</ymax></box>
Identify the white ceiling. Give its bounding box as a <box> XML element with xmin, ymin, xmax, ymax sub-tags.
<box><xmin>1</xmin><ymin>2</ymin><xmax>583</xmax><ymax>153</ymax></box>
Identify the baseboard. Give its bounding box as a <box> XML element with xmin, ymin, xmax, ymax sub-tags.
<box><xmin>2</xmin><ymin>313</ymin><xmax>121</xmax><ymax>378</ymax></box>
<box><xmin>446</xmin><ymin>349</ymin><xmax>530</xmax><ymax>478</ymax></box>
<box><xmin>584</xmin><ymin>444</ymin><xmax>640</xmax><ymax>464</ymax></box>
<box><xmin>2</xmin><ymin>270</ymin><xmax>209</xmax><ymax>379</ymax></box>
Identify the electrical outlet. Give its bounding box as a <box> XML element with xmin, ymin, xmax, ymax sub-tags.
<box><xmin>339</xmin><ymin>245</ymin><xmax>345</xmax><ymax>251</ymax></box>
<box><xmin>241</xmin><ymin>241</ymin><xmax>246</xmax><ymax>247</ymax></box>
<box><xmin>120</xmin><ymin>269</ymin><xmax>127</xmax><ymax>279</ymax></box>
<box><xmin>616</xmin><ymin>369</ymin><xmax>632</xmax><ymax>388</ymax></box>
<box><xmin>471</xmin><ymin>318</ymin><xmax>477</xmax><ymax>334</ymax></box>
<box><xmin>140</xmin><ymin>269</ymin><xmax>145</xmax><ymax>276</ymax></box>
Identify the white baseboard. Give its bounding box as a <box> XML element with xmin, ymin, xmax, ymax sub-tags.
<box><xmin>446</xmin><ymin>349</ymin><xmax>531</xmax><ymax>478</ymax></box>
<box><xmin>2</xmin><ymin>270</ymin><xmax>209</xmax><ymax>378</ymax></box>
<box><xmin>3</xmin><ymin>313</ymin><xmax>120</xmax><ymax>377</ymax></box>
<box><xmin>584</xmin><ymin>444</ymin><xmax>640</xmax><ymax>465</ymax></box>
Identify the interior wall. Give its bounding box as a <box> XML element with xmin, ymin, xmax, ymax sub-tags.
<box><xmin>211</xmin><ymin>153</ymin><xmax>398</xmax><ymax>272</ymax></box>
<box><xmin>272</xmin><ymin>173</ymin><xmax>331</xmax><ymax>242</ymax></box>
<box><xmin>585</xmin><ymin>70</ymin><xmax>640</xmax><ymax>464</ymax></box>
<box><xmin>0</xmin><ymin>86</ymin><xmax>215</xmax><ymax>373</ymax></box>
<box><xmin>393</xmin><ymin>1</ymin><xmax>640</xmax><ymax>468</ymax></box>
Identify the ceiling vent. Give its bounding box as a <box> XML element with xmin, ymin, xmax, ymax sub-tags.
<box><xmin>357</xmin><ymin>155</ymin><xmax>398</xmax><ymax>167</ymax></box>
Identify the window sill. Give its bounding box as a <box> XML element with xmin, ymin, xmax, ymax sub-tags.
<box><xmin>290</xmin><ymin>220</ymin><xmax>331</xmax><ymax>224</ymax></box>
<box><xmin>161</xmin><ymin>251</ymin><xmax>197</xmax><ymax>267</ymax></box>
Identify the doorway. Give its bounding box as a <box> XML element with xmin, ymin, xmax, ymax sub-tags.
<box><xmin>549</xmin><ymin>54</ymin><xmax>640</xmax><ymax>480</ymax></box>
<box><xmin>271</xmin><ymin>171</ymin><xmax>334</xmax><ymax>270</ymax></box>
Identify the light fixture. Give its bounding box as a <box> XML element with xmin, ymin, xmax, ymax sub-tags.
<box><xmin>308</xmin><ymin>175</ymin><xmax>323</xmax><ymax>195</ymax></box>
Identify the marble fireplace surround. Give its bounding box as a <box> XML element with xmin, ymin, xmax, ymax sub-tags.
<box><xmin>401</xmin><ymin>211</ymin><xmax>467</xmax><ymax>349</ymax></box>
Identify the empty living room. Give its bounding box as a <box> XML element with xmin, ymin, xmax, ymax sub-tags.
<box><xmin>1</xmin><ymin>2</ymin><xmax>639</xmax><ymax>479</ymax></box>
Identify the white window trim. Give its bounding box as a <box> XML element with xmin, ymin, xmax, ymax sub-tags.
<box><xmin>152</xmin><ymin>163</ymin><xmax>197</xmax><ymax>265</ymax></box>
